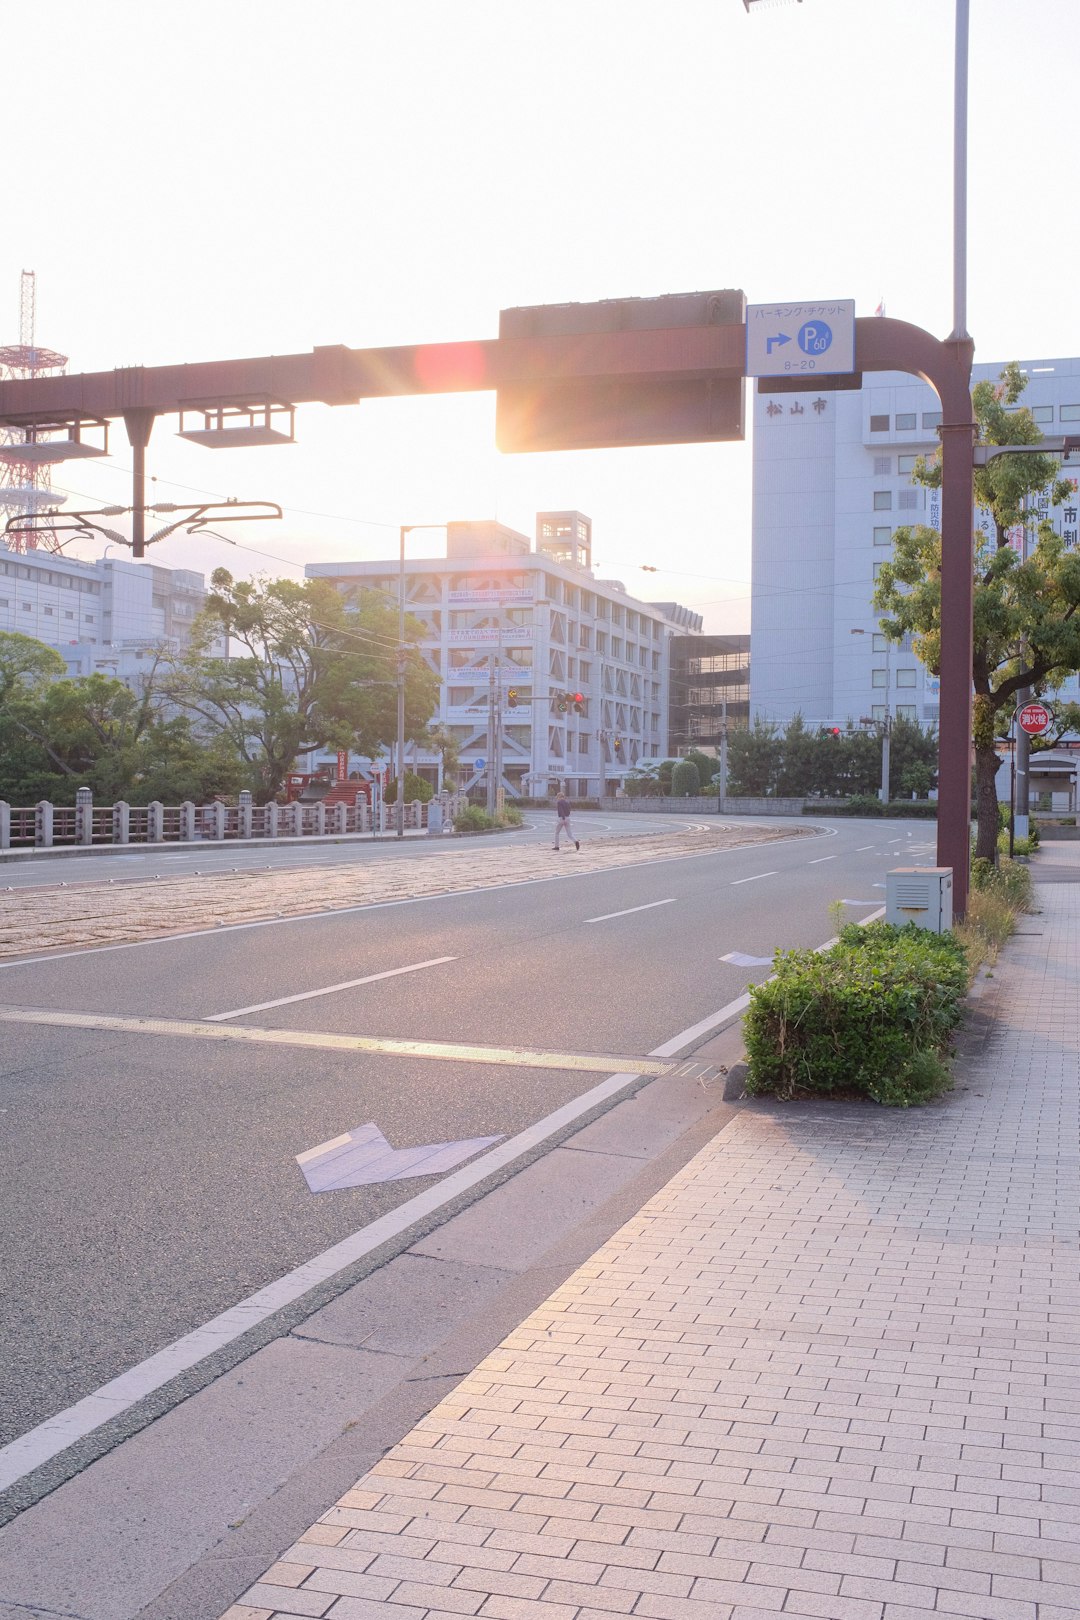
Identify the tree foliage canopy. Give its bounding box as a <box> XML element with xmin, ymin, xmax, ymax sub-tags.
<box><xmin>873</xmin><ymin>363</ymin><xmax>1080</xmax><ymax>860</ymax></box>
<box><xmin>160</xmin><ymin>573</ymin><xmax>440</xmax><ymax>801</ymax></box>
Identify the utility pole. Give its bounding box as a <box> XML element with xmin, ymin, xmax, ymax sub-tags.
<box><xmin>486</xmin><ymin>651</ymin><xmax>497</xmax><ymax>815</ymax></box>
<box><xmin>597</xmin><ymin>657</ymin><xmax>606</xmax><ymax>802</ymax></box>
<box><xmin>396</xmin><ymin>524</ymin><xmax>407</xmax><ymax>839</ymax></box>
<box><xmin>718</xmin><ymin>696</ymin><xmax>729</xmax><ymax>811</ymax></box>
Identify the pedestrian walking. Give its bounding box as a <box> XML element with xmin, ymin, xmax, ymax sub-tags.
<box><xmin>553</xmin><ymin>791</ymin><xmax>579</xmax><ymax>851</ymax></box>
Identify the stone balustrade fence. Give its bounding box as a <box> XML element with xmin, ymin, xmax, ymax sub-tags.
<box><xmin>0</xmin><ymin>788</ymin><xmax>470</xmax><ymax>850</ymax></box>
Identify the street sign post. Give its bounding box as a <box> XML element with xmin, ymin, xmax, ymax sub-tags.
<box><xmin>1017</xmin><ymin>702</ymin><xmax>1053</xmax><ymax>737</ymax></box>
<box><xmin>746</xmin><ymin>299</ymin><xmax>856</xmax><ymax>379</ymax></box>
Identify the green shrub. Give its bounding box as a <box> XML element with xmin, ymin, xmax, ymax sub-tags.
<box><xmin>743</xmin><ymin>922</ymin><xmax>969</xmax><ymax>1107</ymax></box>
<box><xmin>802</xmin><ymin>798</ymin><xmax>937</xmax><ymax>818</ymax></box>
<box><xmin>497</xmin><ymin>805</ymin><xmax>523</xmax><ymax>826</ymax></box>
<box><xmin>670</xmin><ymin>759</ymin><xmax>701</xmax><ymax>797</ymax></box>
<box><xmin>384</xmin><ymin>770</ymin><xmax>433</xmax><ymax>805</ymax></box>
<box><xmin>453</xmin><ymin>805</ymin><xmax>495</xmax><ymax>833</ymax></box>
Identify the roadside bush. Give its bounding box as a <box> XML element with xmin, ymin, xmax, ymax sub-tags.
<box><xmin>453</xmin><ymin>805</ymin><xmax>495</xmax><ymax>833</ymax></box>
<box><xmin>670</xmin><ymin>759</ymin><xmax>700</xmax><ymax>797</ymax></box>
<box><xmin>497</xmin><ymin>805</ymin><xmax>523</xmax><ymax>827</ymax></box>
<box><xmin>383</xmin><ymin>770</ymin><xmax>433</xmax><ymax>805</ymax></box>
<box><xmin>744</xmin><ymin>922</ymin><xmax>969</xmax><ymax>1107</ymax></box>
<box><xmin>804</xmin><ymin>796</ymin><xmax>937</xmax><ymax>818</ymax></box>
<box><xmin>956</xmin><ymin>857</ymin><xmax>1032</xmax><ymax>971</ymax></box>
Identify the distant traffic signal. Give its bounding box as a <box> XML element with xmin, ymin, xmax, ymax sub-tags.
<box><xmin>507</xmin><ymin>687</ymin><xmax>519</xmax><ymax>709</ymax></box>
<box><xmin>820</xmin><ymin>726</ymin><xmax>842</xmax><ymax>738</ymax></box>
<box><xmin>572</xmin><ymin>692</ymin><xmax>585</xmax><ymax>714</ymax></box>
<box><xmin>613</xmin><ymin>736</ymin><xmax>623</xmax><ymax>757</ymax></box>
<box><xmin>555</xmin><ymin>690</ymin><xmax>568</xmax><ymax>713</ymax></box>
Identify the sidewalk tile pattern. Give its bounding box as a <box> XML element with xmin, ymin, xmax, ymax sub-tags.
<box><xmin>229</xmin><ymin>882</ymin><xmax>1080</xmax><ymax>1618</ymax></box>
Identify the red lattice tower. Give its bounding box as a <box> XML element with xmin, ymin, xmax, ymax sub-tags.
<box><xmin>0</xmin><ymin>270</ymin><xmax>68</xmax><ymax>552</ymax></box>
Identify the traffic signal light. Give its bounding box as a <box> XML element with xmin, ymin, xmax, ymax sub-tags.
<box><xmin>613</xmin><ymin>736</ymin><xmax>623</xmax><ymax>757</ymax></box>
<box><xmin>556</xmin><ymin>690</ymin><xmax>568</xmax><ymax>713</ymax></box>
<box><xmin>572</xmin><ymin>692</ymin><xmax>585</xmax><ymax>714</ymax></box>
<box><xmin>507</xmin><ymin>687</ymin><xmax>518</xmax><ymax>709</ymax></box>
<box><xmin>820</xmin><ymin>726</ymin><xmax>841</xmax><ymax>738</ymax></box>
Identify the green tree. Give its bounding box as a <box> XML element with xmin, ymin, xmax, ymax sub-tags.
<box><xmin>161</xmin><ymin>573</ymin><xmax>439</xmax><ymax>802</ymax></box>
<box><xmin>727</xmin><ymin>718</ymin><xmax>779</xmax><ymax>796</ymax></box>
<box><xmin>684</xmin><ymin>748</ymin><xmax>718</xmax><ymax>788</ymax></box>
<box><xmin>0</xmin><ymin>633</ymin><xmax>68</xmax><ymax>801</ymax></box>
<box><xmin>774</xmin><ymin>716</ymin><xmax>818</xmax><ymax>796</ymax></box>
<box><xmin>888</xmin><ymin>716</ymin><xmax>938</xmax><ymax>799</ymax></box>
<box><xmin>670</xmin><ymin>759</ymin><xmax>700</xmax><ymax>797</ymax></box>
<box><xmin>874</xmin><ymin>363</ymin><xmax>1080</xmax><ymax>862</ymax></box>
<box><xmin>426</xmin><ymin>725</ymin><xmax>462</xmax><ymax>790</ymax></box>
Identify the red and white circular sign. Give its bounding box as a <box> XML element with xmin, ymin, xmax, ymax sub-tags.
<box><xmin>1017</xmin><ymin>702</ymin><xmax>1053</xmax><ymax>736</ymax></box>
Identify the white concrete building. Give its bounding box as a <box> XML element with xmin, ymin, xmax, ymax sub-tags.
<box><xmin>0</xmin><ymin>544</ymin><xmax>216</xmax><ymax>682</ymax></box>
<box><xmin>307</xmin><ymin>512</ymin><xmax>699</xmax><ymax>798</ymax></box>
<box><xmin>750</xmin><ymin>355</ymin><xmax>1080</xmax><ymax>730</ymax></box>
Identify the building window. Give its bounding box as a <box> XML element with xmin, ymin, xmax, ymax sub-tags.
<box><xmin>873</xmin><ymin>491</ymin><xmax>892</xmax><ymax>510</ymax></box>
<box><xmin>579</xmin><ymin>734</ymin><xmax>589</xmax><ymax>753</ymax></box>
<box><xmin>43</xmin><ymin>605</ymin><xmax>54</xmax><ymax>615</ymax></box>
<box><xmin>898</xmin><ymin>489</ymin><xmax>919</xmax><ymax>510</ymax></box>
<box><xmin>873</xmin><ymin>456</ymin><xmax>892</xmax><ymax>475</ymax></box>
<box><xmin>872</xmin><ymin>705</ymin><xmax>886</xmax><ymax>721</ymax></box>
<box><xmin>898</xmin><ymin>454</ymin><xmax>918</xmax><ymax>474</ymax></box>
<box><xmin>870</xmin><ymin>414</ymin><xmax>889</xmax><ymax>432</ymax></box>
<box><xmin>64</xmin><ymin>610</ymin><xmax>74</xmax><ymax>620</ymax></box>
<box><xmin>22</xmin><ymin>602</ymin><xmax>31</xmax><ymax>611</ymax></box>
<box><xmin>896</xmin><ymin>668</ymin><xmax>916</xmax><ymax>688</ymax></box>
<box><xmin>579</xmin><ymin>661</ymin><xmax>591</xmax><ymax>682</ymax></box>
<box><xmin>612</xmin><ymin>637</ymin><xmax>622</xmax><ymax>660</ymax></box>
<box><xmin>922</xmin><ymin>411</ymin><xmax>942</xmax><ymax>430</ymax></box>
<box><xmin>873</xmin><ymin>633</ymin><xmax>889</xmax><ymax>652</ymax></box>
<box><xmin>84</xmin><ymin>614</ymin><xmax>95</xmax><ymax>624</ymax></box>
<box><xmin>872</xmin><ymin>668</ymin><xmax>888</xmax><ymax>688</ymax></box>
<box><xmin>873</xmin><ymin>526</ymin><xmax>892</xmax><ymax>546</ymax></box>
<box><xmin>873</xmin><ymin>561</ymin><xmax>885</xmax><ymax>580</ymax></box>
<box><xmin>895</xmin><ymin>705</ymin><xmax>917</xmax><ymax>721</ymax></box>
<box><xmin>1061</xmin><ymin>405</ymin><xmax>1080</xmax><ymax>422</ymax></box>
<box><xmin>1031</xmin><ymin>405</ymin><xmax>1054</xmax><ymax>423</ymax></box>
<box><xmin>896</xmin><ymin>412</ymin><xmax>916</xmax><ymax>430</ymax></box>
<box><xmin>596</xmin><ymin>632</ymin><xmax>606</xmax><ymax>655</ymax></box>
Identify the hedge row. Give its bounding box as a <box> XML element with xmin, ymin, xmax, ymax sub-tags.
<box><xmin>803</xmin><ymin>796</ymin><xmax>937</xmax><ymax>818</ymax></box>
<box><xmin>744</xmin><ymin>922</ymin><xmax>969</xmax><ymax>1107</ymax></box>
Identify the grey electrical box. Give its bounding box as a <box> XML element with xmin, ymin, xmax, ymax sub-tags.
<box><xmin>885</xmin><ymin>867</ymin><xmax>953</xmax><ymax>933</ymax></box>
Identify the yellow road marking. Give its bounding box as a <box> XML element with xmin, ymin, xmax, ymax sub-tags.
<box><xmin>0</xmin><ymin>1005</ymin><xmax>674</xmax><ymax>1076</ymax></box>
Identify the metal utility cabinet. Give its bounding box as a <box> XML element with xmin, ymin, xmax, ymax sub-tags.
<box><xmin>885</xmin><ymin>867</ymin><xmax>954</xmax><ymax>933</ymax></box>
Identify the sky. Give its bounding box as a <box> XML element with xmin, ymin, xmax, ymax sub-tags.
<box><xmin>3</xmin><ymin>0</ymin><xmax>1080</xmax><ymax>633</ymax></box>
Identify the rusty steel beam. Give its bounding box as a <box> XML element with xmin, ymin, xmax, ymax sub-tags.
<box><xmin>0</xmin><ymin>309</ymin><xmax>976</xmax><ymax>912</ymax></box>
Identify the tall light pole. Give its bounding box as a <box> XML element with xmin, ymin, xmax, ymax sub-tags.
<box><xmin>743</xmin><ymin>0</ymin><xmax>975</xmax><ymax>912</ymax></box>
<box><xmin>396</xmin><ymin>524</ymin><xmax>445</xmax><ymax>838</ymax></box>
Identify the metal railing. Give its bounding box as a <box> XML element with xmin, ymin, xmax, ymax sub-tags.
<box><xmin>0</xmin><ymin>790</ymin><xmax>471</xmax><ymax>850</ymax></box>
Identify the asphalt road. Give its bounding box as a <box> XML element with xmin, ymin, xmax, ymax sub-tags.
<box><xmin>0</xmin><ymin>815</ymin><xmax>932</xmax><ymax>1466</ymax></box>
<box><xmin>0</xmin><ymin>807</ymin><xmax>714</xmax><ymax>889</ymax></box>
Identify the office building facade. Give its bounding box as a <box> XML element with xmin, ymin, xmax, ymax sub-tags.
<box><xmin>307</xmin><ymin>513</ymin><xmax>699</xmax><ymax>798</ymax></box>
<box><xmin>749</xmin><ymin>355</ymin><xmax>1080</xmax><ymax>730</ymax></box>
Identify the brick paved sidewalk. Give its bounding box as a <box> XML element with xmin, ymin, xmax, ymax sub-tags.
<box><xmin>225</xmin><ymin>876</ymin><xmax>1080</xmax><ymax>1620</ymax></box>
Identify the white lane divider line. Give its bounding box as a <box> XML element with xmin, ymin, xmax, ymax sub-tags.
<box><xmin>586</xmin><ymin>898</ymin><xmax>675</xmax><ymax>924</ymax></box>
<box><xmin>206</xmin><ymin>956</ymin><xmax>456</xmax><ymax>1022</ymax></box>
<box><xmin>720</xmin><ymin>952</ymin><xmax>772</xmax><ymax>967</ymax></box>
<box><xmin>808</xmin><ymin>855</ymin><xmax>836</xmax><ymax>864</ymax></box>
<box><xmin>856</xmin><ymin>845</ymin><xmax>875</xmax><ymax>851</ymax></box>
<box><xmin>0</xmin><ymin>983</ymin><xmax>757</xmax><ymax>1494</ymax></box>
<box><xmin>730</xmin><ymin>871</ymin><xmax>777</xmax><ymax>886</ymax></box>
